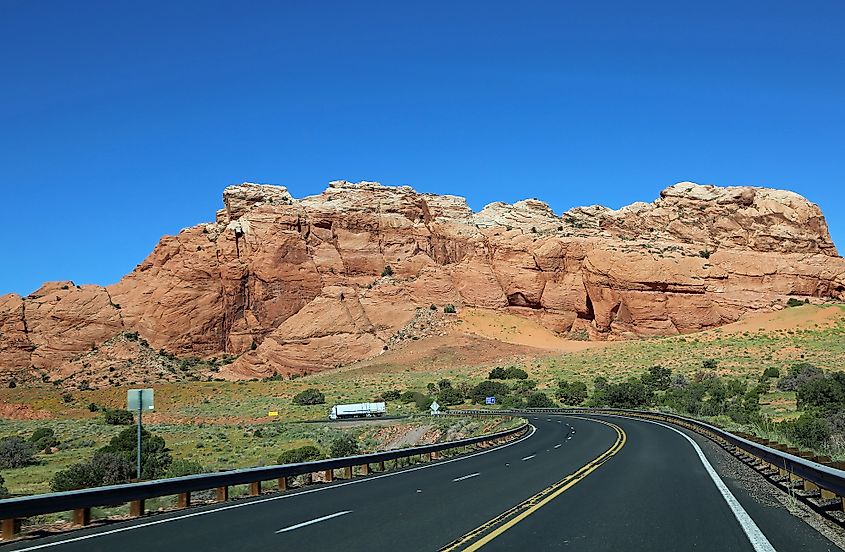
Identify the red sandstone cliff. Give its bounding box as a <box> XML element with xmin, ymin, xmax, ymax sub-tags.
<box><xmin>2</xmin><ymin>180</ymin><xmax>843</xmax><ymax>385</ymax></box>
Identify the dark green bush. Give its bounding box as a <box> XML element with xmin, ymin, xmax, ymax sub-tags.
<box><xmin>278</xmin><ymin>445</ymin><xmax>324</xmax><ymax>465</ymax></box>
<box><xmin>761</xmin><ymin>366</ymin><xmax>780</xmax><ymax>379</ymax></box>
<box><xmin>0</xmin><ymin>474</ymin><xmax>7</xmax><ymax>497</ymax></box>
<box><xmin>0</xmin><ymin>437</ymin><xmax>35</xmax><ymax>469</ymax></box>
<box><xmin>778</xmin><ymin>363</ymin><xmax>824</xmax><ymax>391</ymax></box>
<box><xmin>98</xmin><ymin>427</ymin><xmax>172</xmax><ymax>479</ymax></box>
<box><xmin>437</xmin><ymin>387</ymin><xmax>465</xmax><ymax>406</ymax></box>
<box><xmin>702</xmin><ymin>359</ymin><xmax>718</xmax><ymax>371</ymax></box>
<box><xmin>591</xmin><ymin>379</ymin><xmax>653</xmax><ymax>408</ymax></box>
<box><xmin>641</xmin><ymin>366</ymin><xmax>672</xmax><ymax>391</ymax></box>
<box><xmin>488</xmin><ymin>366</ymin><xmax>528</xmax><ymax>380</ymax></box>
<box><xmin>796</xmin><ymin>372</ymin><xmax>845</xmax><ymax>413</ymax></box>
<box><xmin>103</xmin><ymin>408</ymin><xmax>134</xmax><ymax>425</ymax></box>
<box><xmin>381</xmin><ymin>265</ymin><xmax>394</xmax><ymax>277</ymax></box>
<box><xmin>51</xmin><ymin>452</ymin><xmax>135</xmax><ymax>491</ymax></box>
<box><xmin>525</xmin><ymin>392</ymin><xmax>555</xmax><ymax>408</ymax></box>
<box><xmin>443</xmin><ymin>304</ymin><xmax>456</xmax><ymax>314</ymax></box>
<box><xmin>380</xmin><ymin>389</ymin><xmax>401</xmax><ymax>401</ymax></box>
<box><xmin>556</xmin><ymin>381</ymin><xmax>588</xmax><ymax>405</ymax></box>
<box><xmin>29</xmin><ymin>427</ymin><xmax>58</xmax><ymax>451</ymax></box>
<box><xmin>786</xmin><ymin>297</ymin><xmax>809</xmax><ymax>307</ymax></box>
<box><xmin>292</xmin><ymin>389</ymin><xmax>326</xmax><ymax>405</ymax></box>
<box><xmin>469</xmin><ymin>380</ymin><xmax>511</xmax><ymax>404</ymax></box>
<box><xmin>779</xmin><ymin>413</ymin><xmax>830</xmax><ymax>449</ymax></box>
<box><xmin>166</xmin><ymin>459</ymin><xmax>206</xmax><ymax>478</ymax></box>
<box><xmin>329</xmin><ymin>435</ymin><xmax>359</xmax><ymax>458</ymax></box>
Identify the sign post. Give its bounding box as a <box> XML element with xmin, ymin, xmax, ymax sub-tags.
<box><xmin>127</xmin><ymin>389</ymin><xmax>154</xmax><ymax>480</ymax></box>
<box><xmin>430</xmin><ymin>400</ymin><xmax>440</xmax><ymax>415</ymax></box>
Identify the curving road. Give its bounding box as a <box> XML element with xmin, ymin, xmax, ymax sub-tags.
<box><xmin>3</xmin><ymin>415</ymin><xmax>842</xmax><ymax>551</ymax></box>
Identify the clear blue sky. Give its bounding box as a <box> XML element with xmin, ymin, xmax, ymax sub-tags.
<box><xmin>2</xmin><ymin>1</ymin><xmax>843</xmax><ymax>296</ymax></box>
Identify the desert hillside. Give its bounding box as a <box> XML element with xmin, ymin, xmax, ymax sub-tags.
<box><xmin>1</xmin><ymin>180</ymin><xmax>843</xmax><ymax>386</ymax></box>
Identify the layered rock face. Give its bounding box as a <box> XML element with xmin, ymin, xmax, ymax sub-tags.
<box><xmin>2</xmin><ymin>180</ymin><xmax>843</xmax><ymax>383</ymax></box>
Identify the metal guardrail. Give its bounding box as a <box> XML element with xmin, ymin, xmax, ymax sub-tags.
<box><xmin>0</xmin><ymin>421</ymin><xmax>528</xmax><ymax>539</ymax></box>
<box><xmin>444</xmin><ymin>407</ymin><xmax>845</xmax><ymax>522</ymax></box>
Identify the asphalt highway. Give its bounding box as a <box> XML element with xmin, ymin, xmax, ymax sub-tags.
<box><xmin>4</xmin><ymin>415</ymin><xmax>842</xmax><ymax>551</ymax></box>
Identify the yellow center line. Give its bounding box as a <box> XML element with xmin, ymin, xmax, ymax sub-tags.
<box><xmin>441</xmin><ymin>417</ymin><xmax>627</xmax><ymax>552</ymax></box>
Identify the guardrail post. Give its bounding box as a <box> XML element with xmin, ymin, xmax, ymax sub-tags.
<box><xmin>323</xmin><ymin>469</ymin><xmax>334</xmax><ymax>482</ymax></box>
<box><xmin>177</xmin><ymin>492</ymin><xmax>191</xmax><ymax>509</ymax></box>
<box><xmin>73</xmin><ymin>508</ymin><xmax>91</xmax><ymax>527</ymax></box>
<box><xmin>130</xmin><ymin>499</ymin><xmax>145</xmax><ymax>517</ymax></box>
<box><xmin>278</xmin><ymin>477</ymin><xmax>287</xmax><ymax>491</ymax></box>
<box><xmin>216</xmin><ymin>486</ymin><xmax>229</xmax><ymax>502</ymax></box>
<box><xmin>249</xmin><ymin>482</ymin><xmax>261</xmax><ymax>496</ymax></box>
<box><xmin>425</xmin><ymin>452</ymin><xmax>432</xmax><ymax>461</ymax></box>
<box><xmin>1</xmin><ymin>518</ymin><xmax>20</xmax><ymax>540</ymax></box>
<box><xmin>432</xmin><ymin>451</ymin><xmax>439</xmax><ymax>460</ymax></box>
<box><xmin>804</xmin><ymin>480</ymin><xmax>820</xmax><ymax>493</ymax></box>
<box><xmin>820</xmin><ymin>488</ymin><xmax>836</xmax><ymax>501</ymax></box>
<box><xmin>378</xmin><ymin>461</ymin><xmax>385</xmax><ymax>471</ymax></box>
<box><xmin>360</xmin><ymin>463</ymin><xmax>370</xmax><ymax>475</ymax></box>
<box><xmin>343</xmin><ymin>466</ymin><xmax>352</xmax><ymax>479</ymax></box>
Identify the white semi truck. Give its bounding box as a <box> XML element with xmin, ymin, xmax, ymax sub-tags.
<box><xmin>329</xmin><ymin>402</ymin><xmax>386</xmax><ymax>420</ymax></box>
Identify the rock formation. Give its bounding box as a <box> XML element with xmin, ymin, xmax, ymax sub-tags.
<box><xmin>2</xmin><ymin>180</ymin><xmax>843</xmax><ymax>384</ymax></box>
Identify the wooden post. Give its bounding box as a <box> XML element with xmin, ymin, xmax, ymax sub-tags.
<box><xmin>425</xmin><ymin>452</ymin><xmax>432</xmax><ymax>461</ymax></box>
<box><xmin>360</xmin><ymin>463</ymin><xmax>370</xmax><ymax>475</ymax></box>
<box><xmin>73</xmin><ymin>508</ymin><xmax>91</xmax><ymax>527</ymax></box>
<box><xmin>130</xmin><ymin>499</ymin><xmax>145</xmax><ymax>517</ymax></box>
<box><xmin>216</xmin><ymin>486</ymin><xmax>229</xmax><ymax>502</ymax></box>
<box><xmin>177</xmin><ymin>492</ymin><xmax>191</xmax><ymax>509</ymax></box>
<box><xmin>344</xmin><ymin>466</ymin><xmax>353</xmax><ymax>479</ymax></box>
<box><xmin>804</xmin><ymin>480</ymin><xmax>820</xmax><ymax>493</ymax></box>
<box><xmin>1</xmin><ymin>518</ymin><xmax>20</xmax><ymax>540</ymax></box>
<box><xmin>820</xmin><ymin>488</ymin><xmax>837</xmax><ymax>501</ymax></box>
<box><xmin>249</xmin><ymin>481</ymin><xmax>261</xmax><ymax>496</ymax></box>
<box><xmin>432</xmin><ymin>451</ymin><xmax>439</xmax><ymax>460</ymax></box>
<box><xmin>278</xmin><ymin>477</ymin><xmax>288</xmax><ymax>491</ymax></box>
<box><xmin>324</xmin><ymin>469</ymin><xmax>334</xmax><ymax>482</ymax></box>
<box><xmin>378</xmin><ymin>461</ymin><xmax>385</xmax><ymax>471</ymax></box>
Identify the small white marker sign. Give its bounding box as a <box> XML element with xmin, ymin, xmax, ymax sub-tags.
<box><xmin>430</xmin><ymin>400</ymin><xmax>440</xmax><ymax>414</ymax></box>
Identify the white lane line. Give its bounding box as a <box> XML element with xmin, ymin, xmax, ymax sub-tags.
<box><xmin>8</xmin><ymin>425</ymin><xmax>538</xmax><ymax>552</ymax></box>
<box><xmin>606</xmin><ymin>416</ymin><xmax>776</xmax><ymax>552</ymax></box>
<box><xmin>554</xmin><ymin>444</ymin><xmax>562</xmax><ymax>449</ymax></box>
<box><xmin>453</xmin><ymin>472</ymin><xmax>481</xmax><ymax>482</ymax></box>
<box><xmin>276</xmin><ymin>511</ymin><xmax>352</xmax><ymax>534</ymax></box>
<box><xmin>522</xmin><ymin>455</ymin><xmax>536</xmax><ymax>461</ymax></box>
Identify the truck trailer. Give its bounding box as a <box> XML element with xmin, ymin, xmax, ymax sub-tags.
<box><xmin>329</xmin><ymin>402</ymin><xmax>386</xmax><ymax>420</ymax></box>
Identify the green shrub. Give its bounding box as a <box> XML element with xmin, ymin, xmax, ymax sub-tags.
<box><xmin>698</xmin><ymin>249</ymin><xmax>711</xmax><ymax>259</ymax></box>
<box><xmin>0</xmin><ymin>437</ymin><xmax>35</xmax><ymax>469</ymax></box>
<box><xmin>166</xmin><ymin>459</ymin><xmax>206</xmax><ymax>478</ymax></box>
<box><xmin>0</xmin><ymin>474</ymin><xmax>7</xmax><ymax>497</ymax></box>
<box><xmin>525</xmin><ymin>392</ymin><xmax>555</xmax><ymax>408</ymax></box>
<box><xmin>488</xmin><ymin>366</ymin><xmax>528</xmax><ymax>380</ymax></box>
<box><xmin>779</xmin><ymin>413</ymin><xmax>830</xmax><ymax>450</ymax></box>
<box><xmin>329</xmin><ymin>435</ymin><xmax>359</xmax><ymax>458</ymax></box>
<box><xmin>796</xmin><ymin>372</ymin><xmax>845</xmax><ymax>413</ymax></box>
<box><xmin>51</xmin><ymin>452</ymin><xmax>135</xmax><ymax>491</ymax></box>
<box><xmin>778</xmin><ymin>363</ymin><xmax>824</xmax><ymax>391</ymax></box>
<box><xmin>29</xmin><ymin>427</ymin><xmax>59</xmax><ymax>451</ymax></box>
<box><xmin>87</xmin><ymin>402</ymin><xmax>100</xmax><ymax>412</ymax></box>
<box><xmin>701</xmin><ymin>359</ymin><xmax>718</xmax><ymax>371</ymax></box>
<box><xmin>292</xmin><ymin>389</ymin><xmax>326</xmax><ymax>405</ymax></box>
<box><xmin>437</xmin><ymin>387</ymin><xmax>465</xmax><ymax>406</ymax></box>
<box><xmin>786</xmin><ymin>297</ymin><xmax>809</xmax><ymax>307</ymax></box>
<box><xmin>381</xmin><ymin>265</ymin><xmax>394</xmax><ymax>277</ymax></box>
<box><xmin>443</xmin><ymin>304</ymin><xmax>456</xmax><ymax>314</ymax></box>
<box><xmin>557</xmin><ymin>381</ymin><xmax>588</xmax><ymax>405</ymax></box>
<box><xmin>98</xmin><ymin>427</ymin><xmax>172</xmax><ymax>479</ymax></box>
<box><xmin>380</xmin><ymin>389</ymin><xmax>401</xmax><ymax>401</ymax></box>
<box><xmin>590</xmin><ymin>379</ymin><xmax>653</xmax><ymax>408</ymax></box>
<box><xmin>469</xmin><ymin>380</ymin><xmax>511</xmax><ymax>404</ymax></box>
<box><xmin>278</xmin><ymin>445</ymin><xmax>324</xmax><ymax>465</ymax></box>
<box><xmin>641</xmin><ymin>366</ymin><xmax>672</xmax><ymax>391</ymax></box>
<box><xmin>761</xmin><ymin>366</ymin><xmax>780</xmax><ymax>379</ymax></box>
<box><xmin>103</xmin><ymin>409</ymin><xmax>134</xmax><ymax>425</ymax></box>
<box><xmin>429</xmin><ymin>304</ymin><xmax>437</xmax><ymax>310</ymax></box>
